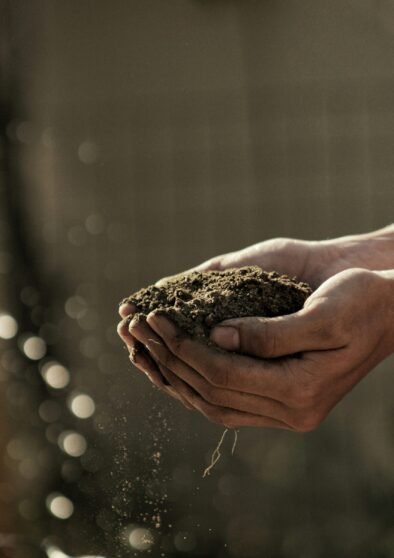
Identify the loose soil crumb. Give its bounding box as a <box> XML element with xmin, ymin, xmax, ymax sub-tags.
<box><xmin>121</xmin><ymin>266</ymin><xmax>312</xmax><ymax>342</ymax></box>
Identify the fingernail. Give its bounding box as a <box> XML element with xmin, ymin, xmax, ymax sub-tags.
<box><xmin>147</xmin><ymin>312</ymin><xmax>172</xmax><ymax>335</ymax></box>
<box><xmin>211</xmin><ymin>326</ymin><xmax>239</xmax><ymax>351</ymax></box>
<box><xmin>129</xmin><ymin>313</ymin><xmax>144</xmax><ymax>330</ymax></box>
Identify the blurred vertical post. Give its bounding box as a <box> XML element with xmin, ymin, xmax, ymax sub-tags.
<box><xmin>0</xmin><ymin>0</ymin><xmax>16</xmax><ymax>541</ymax></box>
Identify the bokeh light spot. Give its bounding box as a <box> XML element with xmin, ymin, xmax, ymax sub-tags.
<box><xmin>128</xmin><ymin>527</ymin><xmax>154</xmax><ymax>551</ymax></box>
<box><xmin>41</xmin><ymin>126</ymin><xmax>55</xmax><ymax>148</ymax></box>
<box><xmin>0</xmin><ymin>313</ymin><xmax>18</xmax><ymax>339</ymax></box>
<box><xmin>78</xmin><ymin>140</ymin><xmax>99</xmax><ymax>164</ymax></box>
<box><xmin>45</xmin><ymin>545</ymin><xmax>70</xmax><ymax>558</ymax></box>
<box><xmin>20</xmin><ymin>286</ymin><xmax>39</xmax><ymax>307</ymax></box>
<box><xmin>16</xmin><ymin>121</ymin><xmax>34</xmax><ymax>143</ymax></box>
<box><xmin>39</xmin><ymin>400</ymin><xmax>62</xmax><ymax>423</ymax></box>
<box><xmin>23</xmin><ymin>336</ymin><xmax>46</xmax><ymax>360</ymax></box>
<box><xmin>46</xmin><ymin>493</ymin><xmax>74</xmax><ymax>519</ymax></box>
<box><xmin>69</xmin><ymin>393</ymin><xmax>95</xmax><ymax>419</ymax></box>
<box><xmin>19</xmin><ymin>457</ymin><xmax>40</xmax><ymax>479</ymax></box>
<box><xmin>41</xmin><ymin>362</ymin><xmax>70</xmax><ymax>389</ymax></box>
<box><xmin>85</xmin><ymin>213</ymin><xmax>104</xmax><ymax>234</ymax></box>
<box><xmin>65</xmin><ymin>296</ymin><xmax>87</xmax><ymax>319</ymax></box>
<box><xmin>58</xmin><ymin>431</ymin><xmax>87</xmax><ymax>457</ymax></box>
<box><xmin>79</xmin><ymin>335</ymin><xmax>100</xmax><ymax>358</ymax></box>
<box><xmin>7</xmin><ymin>438</ymin><xmax>27</xmax><ymax>460</ymax></box>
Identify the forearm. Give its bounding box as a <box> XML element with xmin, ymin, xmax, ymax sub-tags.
<box><xmin>327</xmin><ymin>224</ymin><xmax>394</xmax><ymax>272</ymax></box>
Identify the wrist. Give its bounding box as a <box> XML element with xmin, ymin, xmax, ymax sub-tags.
<box><xmin>374</xmin><ymin>269</ymin><xmax>394</xmax><ymax>353</ymax></box>
<box><xmin>328</xmin><ymin>225</ymin><xmax>394</xmax><ymax>273</ymax></box>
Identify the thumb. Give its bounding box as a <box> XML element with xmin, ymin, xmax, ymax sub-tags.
<box><xmin>210</xmin><ymin>309</ymin><xmax>335</xmax><ymax>358</ymax></box>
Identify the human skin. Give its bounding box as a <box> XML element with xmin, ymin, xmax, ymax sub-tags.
<box><xmin>118</xmin><ymin>226</ymin><xmax>394</xmax><ymax>430</ymax></box>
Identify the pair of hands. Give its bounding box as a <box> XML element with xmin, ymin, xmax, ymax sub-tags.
<box><xmin>118</xmin><ymin>237</ymin><xmax>393</xmax><ymax>431</ymax></box>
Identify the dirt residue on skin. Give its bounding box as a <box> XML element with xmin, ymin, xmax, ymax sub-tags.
<box><xmin>121</xmin><ymin>266</ymin><xmax>312</xmax><ymax>342</ymax></box>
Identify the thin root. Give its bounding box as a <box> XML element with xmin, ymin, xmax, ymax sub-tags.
<box><xmin>202</xmin><ymin>428</ymin><xmax>239</xmax><ymax>478</ymax></box>
<box><xmin>231</xmin><ymin>429</ymin><xmax>239</xmax><ymax>455</ymax></box>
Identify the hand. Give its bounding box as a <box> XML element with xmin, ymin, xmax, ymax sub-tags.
<box><xmin>117</xmin><ymin>227</ymin><xmax>393</xmax><ymax>416</ymax></box>
<box><xmin>157</xmin><ymin>225</ymin><xmax>394</xmax><ymax>289</ymax></box>
<box><xmin>117</xmin><ymin>306</ymin><xmax>194</xmax><ymax>409</ymax></box>
<box><xmin>155</xmin><ymin>236</ymin><xmax>365</xmax><ymax>290</ymax></box>
<box><xmin>117</xmin><ymin>237</ymin><xmax>342</xmax><ymax>389</ymax></box>
<box><xmin>132</xmin><ymin>268</ymin><xmax>393</xmax><ymax>430</ymax></box>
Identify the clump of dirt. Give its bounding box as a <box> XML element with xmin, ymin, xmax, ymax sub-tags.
<box><xmin>121</xmin><ymin>266</ymin><xmax>312</xmax><ymax>342</ymax></box>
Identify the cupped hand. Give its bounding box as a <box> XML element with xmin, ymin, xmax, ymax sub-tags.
<box><xmin>117</xmin><ymin>236</ymin><xmax>338</xmax><ymax>392</ymax></box>
<box><xmin>131</xmin><ymin>268</ymin><xmax>393</xmax><ymax>430</ymax></box>
<box><xmin>117</xmin><ymin>232</ymin><xmax>368</xmax><ymax>355</ymax></box>
<box><xmin>155</xmin><ymin>236</ymin><xmax>356</xmax><ymax>290</ymax></box>
<box><xmin>116</xmin><ymin>237</ymin><xmax>315</xmax><ymax>408</ymax></box>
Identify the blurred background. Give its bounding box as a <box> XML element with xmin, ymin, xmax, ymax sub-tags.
<box><xmin>0</xmin><ymin>0</ymin><xmax>394</xmax><ymax>557</ymax></box>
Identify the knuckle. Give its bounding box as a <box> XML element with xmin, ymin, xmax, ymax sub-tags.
<box><xmin>315</xmin><ymin>320</ymin><xmax>340</xmax><ymax>343</ymax></box>
<box><xmin>253</xmin><ymin>320</ymin><xmax>278</xmax><ymax>358</ymax></box>
<box><xmin>262</xmin><ymin>334</ymin><xmax>278</xmax><ymax>358</ymax></box>
<box><xmin>306</xmin><ymin>306</ymin><xmax>345</xmax><ymax>344</ymax></box>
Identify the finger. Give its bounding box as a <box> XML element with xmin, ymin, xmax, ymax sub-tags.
<box><xmin>188</xmin><ymin>256</ymin><xmax>224</xmax><ymax>272</ymax></box>
<box><xmin>128</xmin><ymin>313</ymin><xmax>166</xmax><ymax>350</ymax></box>
<box><xmin>160</xmin><ymin>365</ymin><xmax>291</xmax><ymax>430</ymax></box>
<box><xmin>146</xmin><ymin>313</ymin><xmax>292</xmax><ymax>401</ymax></box>
<box><xmin>154</xmin><ymin>256</ymin><xmax>224</xmax><ymax>287</ymax></box>
<box><xmin>118</xmin><ymin>309</ymin><xmax>193</xmax><ymax>399</ymax></box>
<box><xmin>154</xmin><ymin>363</ymin><xmax>194</xmax><ymax>410</ymax></box>
<box><xmin>210</xmin><ymin>306</ymin><xmax>345</xmax><ymax>358</ymax></box>
<box><xmin>118</xmin><ymin>315</ymin><xmax>171</xmax><ymax>386</ymax></box>
<box><xmin>187</xmin><ymin>244</ymin><xmax>297</xmax><ymax>274</ymax></box>
<box><xmin>130</xmin><ymin>343</ymin><xmax>190</xmax><ymax>406</ymax></box>
<box><xmin>117</xmin><ymin>315</ymin><xmax>136</xmax><ymax>348</ymax></box>
<box><xmin>130</xmin><ymin>343</ymin><xmax>167</xmax><ymax>388</ymax></box>
<box><xmin>155</xmin><ymin>272</ymin><xmax>186</xmax><ymax>287</ymax></box>
<box><xmin>154</xmin><ymin>342</ymin><xmax>291</xmax><ymax>422</ymax></box>
<box><xmin>121</xmin><ymin>317</ymin><xmax>171</xmax><ymax>387</ymax></box>
<box><xmin>129</xmin><ymin>316</ymin><xmax>195</xmax><ymax>409</ymax></box>
<box><xmin>118</xmin><ymin>302</ymin><xmax>137</xmax><ymax>318</ymax></box>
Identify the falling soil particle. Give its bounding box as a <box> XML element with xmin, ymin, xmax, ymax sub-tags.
<box><xmin>121</xmin><ymin>266</ymin><xmax>312</xmax><ymax>342</ymax></box>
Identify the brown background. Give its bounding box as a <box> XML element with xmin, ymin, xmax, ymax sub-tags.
<box><xmin>1</xmin><ymin>1</ymin><xmax>394</xmax><ymax>557</ymax></box>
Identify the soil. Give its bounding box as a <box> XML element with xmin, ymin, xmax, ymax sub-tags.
<box><xmin>121</xmin><ymin>266</ymin><xmax>312</xmax><ymax>343</ymax></box>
